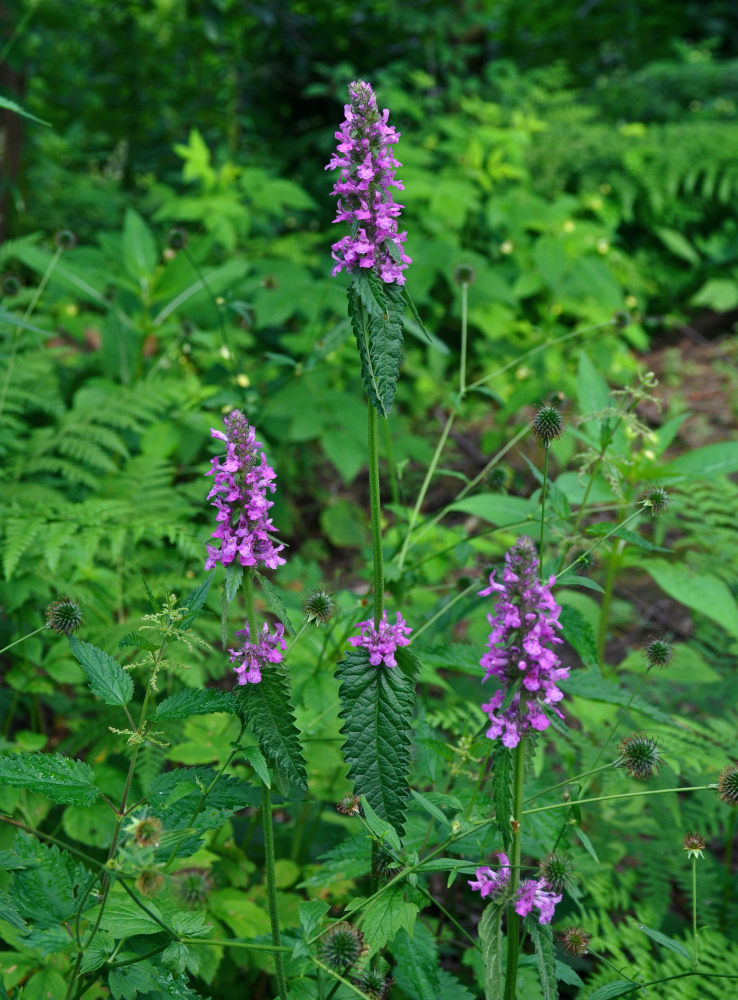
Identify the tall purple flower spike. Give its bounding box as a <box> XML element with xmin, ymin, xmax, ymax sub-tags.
<box><xmin>229</xmin><ymin>621</ymin><xmax>287</xmax><ymax>686</ymax></box>
<box><xmin>205</xmin><ymin>410</ymin><xmax>285</xmax><ymax>572</ymax></box>
<box><xmin>478</xmin><ymin>537</ymin><xmax>569</xmax><ymax>748</ymax></box>
<box><xmin>326</xmin><ymin>80</ymin><xmax>412</xmax><ymax>285</ymax></box>
<box><xmin>348</xmin><ymin>610</ymin><xmax>412</xmax><ymax>668</ymax></box>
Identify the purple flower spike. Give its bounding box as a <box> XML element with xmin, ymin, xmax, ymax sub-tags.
<box><xmin>478</xmin><ymin>537</ymin><xmax>569</xmax><ymax>747</ymax></box>
<box><xmin>229</xmin><ymin>621</ymin><xmax>287</xmax><ymax>686</ymax></box>
<box><xmin>515</xmin><ymin>878</ymin><xmax>562</xmax><ymax>924</ymax></box>
<box><xmin>204</xmin><ymin>410</ymin><xmax>286</xmax><ymax>573</ymax></box>
<box><xmin>468</xmin><ymin>852</ymin><xmax>511</xmax><ymax>900</ymax></box>
<box><xmin>326</xmin><ymin>80</ymin><xmax>412</xmax><ymax>285</ymax></box>
<box><xmin>348</xmin><ymin>610</ymin><xmax>412</xmax><ymax>668</ymax></box>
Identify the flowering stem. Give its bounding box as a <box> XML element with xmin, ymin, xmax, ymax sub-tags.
<box><xmin>0</xmin><ymin>624</ymin><xmax>48</xmax><ymax>656</ymax></box>
<box><xmin>503</xmin><ymin>736</ymin><xmax>526</xmax><ymax>1000</ymax></box>
<box><xmin>559</xmin><ymin>507</ymin><xmax>642</xmax><ymax>578</ymax></box>
<box><xmin>368</xmin><ymin>405</ymin><xmax>384</xmax><ymax>627</ymax></box>
<box><xmin>523</xmin><ymin>784</ymin><xmax>715</xmax><ymax>816</ymax></box>
<box><xmin>691</xmin><ymin>855</ymin><xmax>699</xmax><ymax>969</ymax></box>
<box><xmin>539</xmin><ymin>445</ymin><xmax>550</xmax><ymax>581</ymax></box>
<box><xmin>459</xmin><ymin>280</ymin><xmax>469</xmax><ymax>397</ymax></box>
<box><xmin>262</xmin><ymin>782</ymin><xmax>289</xmax><ymax>1000</ymax></box>
<box><xmin>523</xmin><ymin>763</ymin><xmax>615</xmax><ymax>804</ymax></box>
<box><xmin>243</xmin><ymin>570</ymin><xmax>258</xmax><ymax>639</ymax></box>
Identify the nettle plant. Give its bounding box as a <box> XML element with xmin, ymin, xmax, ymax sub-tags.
<box><xmin>1</xmin><ymin>80</ymin><xmax>738</xmax><ymax>1000</ymax></box>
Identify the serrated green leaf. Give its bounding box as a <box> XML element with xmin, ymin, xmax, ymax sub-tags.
<box><xmin>392</xmin><ymin>923</ymin><xmax>441</xmax><ymax>1000</ymax></box>
<box><xmin>559</xmin><ymin>604</ymin><xmax>599</xmax><ymax>669</ymax></box>
<box><xmin>255</xmin><ymin>570</ymin><xmax>296</xmax><ymax>636</ymax></box>
<box><xmin>360</xmin><ymin>795</ymin><xmax>402</xmax><ymax>854</ymax></box>
<box><xmin>564</xmin><ymin>669</ymin><xmax>672</xmax><ymax>723</ymax></box>
<box><xmin>156</xmin><ymin>688</ymin><xmax>238</xmax><ymax>720</ymax></box>
<box><xmin>436</xmin><ymin>969</ymin><xmax>476</xmax><ymax>1000</ymax></box>
<box><xmin>529</xmin><ymin>919</ymin><xmax>558</xmax><ymax>1000</ymax></box>
<box><xmin>235</xmin><ymin>668</ymin><xmax>307</xmax><ymax>789</ymax></box>
<box><xmin>478</xmin><ymin>902</ymin><xmax>504</xmax><ymax>1000</ymax></box>
<box><xmin>241</xmin><ymin>744</ymin><xmax>270</xmax><ymax>787</ymax></box>
<box><xmin>660</xmin><ymin>440</ymin><xmax>738</xmax><ymax>478</ymax></box>
<box><xmin>98</xmin><ymin>891</ymin><xmax>167</xmax><ymax>937</ymax></box>
<box><xmin>449</xmin><ymin>493</ymin><xmax>534</xmax><ymax>527</ymax></box>
<box><xmin>336</xmin><ymin>645</ymin><xmax>419</xmax><ymax>838</ymax></box>
<box><xmin>0</xmin><ymin>889</ymin><xmax>28</xmax><ymax>930</ymax></box>
<box><xmin>10</xmin><ymin>832</ymin><xmax>92</xmax><ymax>929</ymax></box>
<box><xmin>0</xmin><ymin>751</ymin><xmax>98</xmax><ymax>805</ymax></box>
<box><xmin>360</xmin><ymin>884</ymin><xmax>418</xmax><ymax>956</ymax></box>
<box><xmin>492</xmin><ymin>744</ymin><xmax>513</xmax><ymax>850</ymax></box>
<box><xmin>299</xmin><ymin>899</ymin><xmax>330</xmax><ymax>938</ymax></box>
<box><xmin>68</xmin><ymin>636</ymin><xmax>134</xmax><ymax>706</ymax></box>
<box><xmin>347</xmin><ymin>272</ymin><xmax>405</xmax><ymax>416</ymax></box>
<box><xmin>178</xmin><ymin>571</ymin><xmax>214</xmax><ymax>629</ymax></box>
<box><xmin>636</xmin><ymin>922</ymin><xmax>691</xmax><ymax>959</ymax></box>
<box><xmin>587</xmin><ymin>982</ymin><xmax>637</xmax><ymax>1000</ymax></box>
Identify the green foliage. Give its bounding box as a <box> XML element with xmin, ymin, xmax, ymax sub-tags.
<box><xmin>236</xmin><ymin>667</ymin><xmax>308</xmax><ymax>790</ymax></box>
<box><xmin>68</xmin><ymin>636</ymin><xmax>134</xmax><ymax>706</ymax></box>
<box><xmin>0</xmin><ymin>751</ymin><xmax>98</xmax><ymax>805</ymax></box>
<box><xmin>347</xmin><ymin>271</ymin><xmax>406</xmax><ymax>417</ymax></box>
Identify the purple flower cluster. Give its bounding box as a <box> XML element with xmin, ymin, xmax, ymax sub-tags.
<box><xmin>469</xmin><ymin>853</ymin><xmax>561</xmax><ymax>925</ymax></box>
<box><xmin>205</xmin><ymin>410</ymin><xmax>286</xmax><ymax>572</ymax></box>
<box><xmin>229</xmin><ymin>621</ymin><xmax>287</xmax><ymax>686</ymax></box>
<box><xmin>479</xmin><ymin>537</ymin><xmax>568</xmax><ymax>748</ymax></box>
<box><xmin>348</xmin><ymin>610</ymin><xmax>412</xmax><ymax>668</ymax></box>
<box><xmin>325</xmin><ymin>80</ymin><xmax>412</xmax><ymax>285</ymax></box>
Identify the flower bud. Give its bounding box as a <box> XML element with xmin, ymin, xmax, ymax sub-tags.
<box><xmin>644</xmin><ymin>636</ymin><xmax>673</xmax><ymax>671</ymax></box>
<box><xmin>45</xmin><ymin>596</ymin><xmax>83</xmax><ymax>635</ymax></box>
<box><xmin>682</xmin><ymin>832</ymin><xmax>706</xmax><ymax>860</ymax></box>
<box><xmin>559</xmin><ymin>925</ymin><xmax>591</xmax><ymax>957</ymax></box>
<box><xmin>167</xmin><ymin>227</ymin><xmax>188</xmax><ymax>250</ymax></box>
<box><xmin>1</xmin><ymin>275</ymin><xmax>20</xmax><ymax>296</ymax></box>
<box><xmin>531</xmin><ymin>404</ymin><xmax>565</xmax><ymax>446</ymax></box>
<box><xmin>718</xmin><ymin>763</ymin><xmax>738</xmax><ymax>807</ymax></box>
<box><xmin>453</xmin><ymin>262</ymin><xmax>477</xmax><ymax>286</ymax></box>
<box><xmin>320</xmin><ymin>922</ymin><xmax>366</xmax><ymax>972</ymax></box>
<box><xmin>55</xmin><ymin>229</ymin><xmax>77</xmax><ymax>250</ymax></box>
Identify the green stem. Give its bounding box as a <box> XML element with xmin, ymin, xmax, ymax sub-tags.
<box><xmin>503</xmin><ymin>737</ymin><xmax>526</xmax><ymax>1000</ymax></box>
<box><xmin>368</xmin><ymin>405</ymin><xmax>384</xmax><ymax>627</ymax></box>
<box><xmin>524</xmin><ymin>784</ymin><xmax>715</xmax><ymax>816</ymax></box>
<box><xmin>596</xmin><ymin>543</ymin><xmax>622</xmax><ymax>664</ymax></box>
<box><xmin>459</xmin><ymin>281</ymin><xmax>469</xmax><ymax>397</ymax></box>
<box><xmin>262</xmin><ymin>783</ymin><xmax>289</xmax><ymax>1000</ymax></box>
<box><xmin>719</xmin><ymin>809</ymin><xmax>736</xmax><ymax>931</ymax></box>
<box><xmin>0</xmin><ymin>624</ymin><xmax>48</xmax><ymax>656</ymax></box>
<box><xmin>410</xmin><ymin>578</ymin><xmax>481</xmax><ymax>643</ymax></box>
<box><xmin>539</xmin><ymin>445</ymin><xmax>550</xmax><ymax>581</ymax></box>
<box><xmin>523</xmin><ymin>763</ymin><xmax>615</xmax><ymax>804</ymax></box>
<box><xmin>692</xmin><ymin>855</ymin><xmax>699</xmax><ymax>969</ymax></box>
<box><xmin>559</xmin><ymin>508</ymin><xmax>642</xmax><ymax>578</ymax></box>
<box><xmin>382</xmin><ymin>415</ymin><xmax>401</xmax><ymax>509</ymax></box>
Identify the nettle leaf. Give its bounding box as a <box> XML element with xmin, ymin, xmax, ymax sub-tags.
<box><xmin>528</xmin><ymin>918</ymin><xmax>559</xmax><ymax>1000</ymax></box>
<box><xmin>10</xmin><ymin>832</ymin><xmax>92</xmax><ymax>928</ymax></box>
<box><xmin>255</xmin><ymin>569</ymin><xmax>296</xmax><ymax>636</ymax></box>
<box><xmin>478</xmin><ymin>902</ymin><xmax>504</xmax><ymax>1000</ymax></box>
<box><xmin>559</xmin><ymin>604</ymin><xmax>599</xmax><ymax>670</ymax></box>
<box><xmin>492</xmin><ymin>743</ymin><xmax>513</xmax><ymax>851</ymax></box>
<box><xmin>360</xmin><ymin>883</ymin><xmax>418</xmax><ymax>956</ymax></box>
<box><xmin>235</xmin><ymin>667</ymin><xmax>307</xmax><ymax>789</ymax></box>
<box><xmin>0</xmin><ymin>889</ymin><xmax>28</xmax><ymax>931</ymax></box>
<box><xmin>348</xmin><ymin>270</ymin><xmax>404</xmax><ymax>417</ymax></box>
<box><xmin>0</xmin><ymin>751</ymin><xmax>99</xmax><ymax>805</ymax></box>
<box><xmin>68</xmin><ymin>636</ymin><xmax>134</xmax><ymax>706</ymax></box>
<box><xmin>298</xmin><ymin>899</ymin><xmax>330</xmax><ymax>939</ymax></box>
<box><xmin>587</xmin><ymin>982</ymin><xmax>637</xmax><ymax>1000</ymax></box>
<box><xmin>178</xmin><ymin>571</ymin><xmax>214</xmax><ymax>629</ymax></box>
<box><xmin>336</xmin><ymin>644</ymin><xmax>419</xmax><ymax>838</ymax></box>
<box><xmin>156</xmin><ymin>688</ymin><xmax>238</xmax><ymax>721</ymax></box>
<box><xmin>392</xmin><ymin>922</ymin><xmax>440</xmax><ymax>1000</ymax></box>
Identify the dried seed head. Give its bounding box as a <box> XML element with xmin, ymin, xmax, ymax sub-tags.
<box><xmin>718</xmin><ymin>763</ymin><xmax>738</xmax><ymax>807</ymax></box>
<box><xmin>538</xmin><ymin>852</ymin><xmax>576</xmax><ymax>894</ymax></box>
<box><xmin>134</xmin><ymin>817</ymin><xmax>163</xmax><ymax>848</ymax></box>
<box><xmin>682</xmin><ymin>832</ymin><xmax>706</xmax><ymax>860</ymax></box>
<box><xmin>136</xmin><ymin>869</ymin><xmax>165</xmax><ymax>897</ymax></box>
<box><xmin>320</xmin><ymin>922</ymin><xmax>365</xmax><ymax>972</ymax></box>
<box><xmin>615</xmin><ymin>733</ymin><xmax>663</xmax><ymax>780</ymax></box>
<box><xmin>531</xmin><ymin>404</ymin><xmax>565</xmax><ymax>446</ymax></box>
<box><xmin>173</xmin><ymin>867</ymin><xmax>213</xmax><ymax>907</ymax></box>
<box><xmin>45</xmin><ymin>596</ymin><xmax>83</xmax><ymax>635</ymax></box>
<box><xmin>644</xmin><ymin>636</ymin><xmax>673</xmax><ymax>671</ymax></box>
<box><xmin>304</xmin><ymin>588</ymin><xmax>338</xmax><ymax>625</ymax></box>
<box><xmin>559</xmin><ymin>925</ymin><xmax>591</xmax><ymax>957</ymax></box>
<box><xmin>353</xmin><ymin>968</ymin><xmax>394</xmax><ymax>1000</ymax></box>
<box><xmin>336</xmin><ymin>794</ymin><xmax>361</xmax><ymax>816</ymax></box>
<box><xmin>643</xmin><ymin>486</ymin><xmax>670</xmax><ymax>516</ymax></box>
<box><xmin>453</xmin><ymin>262</ymin><xmax>477</xmax><ymax>286</ymax></box>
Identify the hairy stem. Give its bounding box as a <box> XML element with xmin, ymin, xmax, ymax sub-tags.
<box><xmin>503</xmin><ymin>736</ymin><xmax>526</xmax><ymax>1000</ymax></box>
<box><xmin>368</xmin><ymin>405</ymin><xmax>384</xmax><ymax>626</ymax></box>
<box><xmin>539</xmin><ymin>445</ymin><xmax>550</xmax><ymax>581</ymax></box>
<box><xmin>262</xmin><ymin>783</ymin><xmax>289</xmax><ymax>999</ymax></box>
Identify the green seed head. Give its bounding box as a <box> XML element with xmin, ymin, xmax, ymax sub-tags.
<box><xmin>532</xmin><ymin>404</ymin><xmax>565</xmax><ymax>446</ymax></box>
<box><xmin>336</xmin><ymin>793</ymin><xmax>360</xmax><ymax>816</ymax></box>
<box><xmin>304</xmin><ymin>588</ymin><xmax>337</xmax><ymax>625</ymax></box>
<box><xmin>320</xmin><ymin>922</ymin><xmax>365</xmax><ymax>972</ymax></box>
<box><xmin>559</xmin><ymin>925</ymin><xmax>591</xmax><ymax>957</ymax></box>
<box><xmin>173</xmin><ymin>867</ymin><xmax>213</xmax><ymax>907</ymax></box>
<box><xmin>644</xmin><ymin>636</ymin><xmax>673</xmax><ymax>671</ymax></box>
<box><xmin>538</xmin><ymin>852</ymin><xmax>576</xmax><ymax>894</ymax></box>
<box><xmin>55</xmin><ymin>229</ymin><xmax>77</xmax><ymax>249</ymax></box>
<box><xmin>45</xmin><ymin>596</ymin><xmax>83</xmax><ymax>635</ymax></box>
<box><xmin>453</xmin><ymin>262</ymin><xmax>477</xmax><ymax>286</ymax></box>
<box><xmin>718</xmin><ymin>763</ymin><xmax>738</xmax><ymax>807</ymax></box>
<box><xmin>615</xmin><ymin>733</ymin><xmax>663</xmax><ymax>780</ymax></box>
<box><xmin>643</xmin><ymin>486</ymin><xmax>670</xmax><ymax>515</ymax></box>
<box><xmin>168</xmin><ymin>227</ymin><xmax>189</xmax><ymax>250</ymax></box>
<box><xmin>353</xmin><ymin>969</ymin><xmax>393</xmax><ymax>999</ymax></box>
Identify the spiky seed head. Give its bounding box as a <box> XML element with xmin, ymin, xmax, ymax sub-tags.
<box><xmin>615</xmin><ymin>733</ymin><xmax>663</xmax><ymax>780</ymax></box>
<box><xmin>644</xmin><ymin>636</ymin><xmax>673</xmax><ymax>671</ymax></box>
<box><xmin>167</xmin><ymin>227</ymin><xmax>188</xmax><ymax>250</ymax></box>
<box><xmin>453</xmin><ymin>262</ymin><xmax>476</xmax><ymax>286</ymax></box>
<box><xmin>336</xmin><ymin>793</ymin><xmax>361</xmax><ymax>816</ymax></box>
<box><xmin>613</xmin><ymin>309</ymin><xmax>632</xmax><ymax>329</ymax></box>
<box><xmin>353</xmin><ymin>969</ymin><xmax>394</xmax><ymax>1000</ymax></box>
<box><xmin>718</xmin><ymin>763</ymin><xmax>738</xmax><ymax>807</ymax></box>
<box><xmin>136</xmin><ymin>869</ymin><xmax>165</xmax><ymax>896</ymax></box>
<box><xmin>487</xmin><ymin>465</ymin><xmax>509</xmax><ymax>491</ymax></box>
<box><xmin>682</xmin><ymin>832</ymin><xmax>706</xmax><ymax>860</ymax></box>
<box><xmin>373</xmin><ymin>842</ymin><xmax>403</xmax><ymax>882</ymax></box>
<box><xmin>643</xmin><ymin>486</ymin><xmax>670</xmax><ymax>515</ymax></box>
<box><xmin>320</xmin><ymin>922</ymin><xmax>365</xmax><ymax>971</ymax></box>
<box><xmin>45</xmin><ymin>596</ymin><xmax>83</xmax><ymax>635</ymax></box>
<box><xmin>134</xmin><ymin>816</ymin><xmax>163</xmax><ymax>848</ymax></box>
<box><xmin>532</xmin><ymin>404</ymin><xmax>564</xmax><ymax>446</ymax></box>
<box><xmin>304</xmin><ymin>588</ymin><xmax>337</xmax><ymax>625</ymax></box>
<box><xmin>538</xmin><ymin>852</ymin><xmax>576</xmax><ymax>894</ymax></box>
<box><xmin>1</xmin><ymin>275</ymin><xmax>20</xmax><ymax>296</ymax></box>
<box><xmin>55</xmin><ymin>229</ymin><xmax>77</xmax><ymax>249</ymax></box>
<box><xmin>559</xmin><ymin>925</ymin><xmax>591</xmax><ymax>957</ymax></box>
<box><xmin>173</xmin><ymin>867</ymin><xmax>213</xmax><ymax>907</ymax></box>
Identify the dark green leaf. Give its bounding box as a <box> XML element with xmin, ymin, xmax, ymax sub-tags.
<box><xmin>235</xmin><ymin>668</ymin><xmax>307</xmax><ymax>789</ymax></box>
<box><xmin>360</xmin><ymin>795</ymin><xmax>402</xmax><ymax>854</ymax></box>
<box><xmin>10</xmin><ymin>832</ymin><xmax>92</xmax><ymax>928</ymax></box>
<box><xmin>564</xmin><ymin>669</ymin><xmax>673</xmax><ymax>723</ymax></box>
<box><xmin>0</xmin><ymin>890</ymin><xmax>28</xmax><ymax>931</ymax></box>
<box><xmin>0</xmin><ymin>95</ymin><xmax>50</xmax><ymax>126</ymax></box>
<box><xmin>492</xmin><ymin>743</ymin><xmax>513</xmax><ymax>850</ymax></box>
<box><xmin>298</xmin><ymin>899</ymin><xmax>329</xmax><ymax>939</ymax></box>
<box><xmin>559</xmin><ymin>604</ymin><xmax>599</xmax><ymax>669</ymax></box>
<box><xmin>255</xmin><ymin>569</ymin><xmax>296</xmax><ymax>636</ymax></box>
<box><xmin>361</xmin><ymin>884</ymin><xmax>418</xmax><ymax>956</ymax></box>
<box><xmin>587</xmin><ymin>983</ymin><xmax>637</xmax><ymax>1000</ymax></box>
<box><xmin>348</xmin><ymin>271</ymin><xmax>405</xmax><ymax>417</ymax></box>
<box><xmin>336</xmin><ymin>644</ymin><xmax>419</xmax><ymax>838</ymax></box>
<box><xmin>178</xmin><ymin>571</ymin><xmax>214</xmax><ymax>629</ymax></box>
<box><xmin>528</xmin><ymin>918</ymin><xmax>559</xmax><ymax>1000</ymax></box>
<box><xmin>400</xmin><ymin>285</ymin><xmax>433</xmax><ymax>344</ymax></box>
<box><xmin>156</xmin><ymin>688</ymin><xmax>238</xmax><ymax>720</ymax></box>
<box><xmin>119</xmin><ymin>631</ymin><xmax>159</xmax><ymax>652</ymax></box>
<box><xmin>636</xmin><ymin>922</ymin><xmax>690</xmax><ymax>959</ymax></box>
<box><xmin>0</xmin><ymin>751</ymin><xmax>98</xmax><ymax>805</ymax></box>
<box><xmin>392</xmin><ymin>923</ymin><xmax>440</xmax><ymax>1000</ymax></box>
<box><xmin>478</xmin><ymin>902</ymin><xmax>504</xmax><ymax>1000</ymax></box>
<box><xmin>68</xmin><ymin>636</ymin><xmax>134</xmax><ymax>706</ymax></box>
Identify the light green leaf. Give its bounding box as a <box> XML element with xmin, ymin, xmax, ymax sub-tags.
<box><xmin>689</xmin><ymin>278</ymin><xmax>738</xmax><ymax>311</ymax></box>
<box><xmin>528</xmin><ymin>919</ymin><xmax>558</xmax><ymax>1000</ymax></box>
<box><xmin>0</xmin><ymin>751</ymin><xmax>98</xmax><ymax>806</ymax></box>
<box><xmin>448</xmin><ymin>494</ymin><xmax>534</xmax><ymax>527</ymax></box>
<box><xmin>0</xmin><ymin>95</ymin><xmax>50</xmax><ymax>126</ymax></box>
<box><xmin>587</xmin><ymin>982</ymin><xmax>637</xmax><ymax>1000</ymax></box>
<box><xmin>68</xmin><ymin>636</ymin><xmax>134</xmax><ymax>706</ymax></box>
<box><xmin>559</xmin><ymin>604</ymin><xmax>599</xmax><ymax>669</ymax></box>
<box><xmin>360</xmin><ymin>796</ymin><xmax>402</xmax><ymax>854</ymax></box>
<box><xmin>122</xmin><ymin>208</ymin><xmax>158</xmax><ymax>281</ymax></box>
<box><xmin>255</xmin><ymin>570</ymin><xmax>296</xmax><ymax>636</ymax></box>
<box><xmin>156</xmin><ymin>689</ymin><xmax>238</xmax><ymax>721</ymax></box>
<box><xmin>577</xmin><ymin>350</ymin><xmax>610</xmax><ymax>418</ymax></box>
<box><xmin>391</xmin><ymin>923</ymin><xmax>440</xmax><ymax>1000</ymax></box>
<box><xmin>655</xmin><ymin>226</ymin><xmax>700</xmax><ymax>265</ymax></box>
<box><xmin>636</xmin><ymin>922</ymin><xmax>691</xmax><ymax>959</ymax></box>
<box><xmin>478</xmin><ymin>902</ymin><xmax>504</xmax><ymax>1000</ymax></box>
<box><xmin>98</xmin><ymin>892</ymin><xmax>167</xmax><ymax>937</ymax></box>
<box><xmin>298</xmin><ymin>899</ymin><xmax>329</xmax><ymax>938</ymax></box>
<box><xmin>336</xmin><ymin>645</ymin><xmax>419</xmax><ymax>838</ymax></box>
<box><xmin>660</xmin><ymin>441</ymin><xmax>738</xmax><ymax>479</ymax></box>
<box><xmin>644</xmin><ymin>559</ymin><xmax>738</xmax><ymax>641</ymax></box>
<box><xmin>360</xmin><ymin>884</ymin><xmax>418</xmax><ymax>956</ymax></box>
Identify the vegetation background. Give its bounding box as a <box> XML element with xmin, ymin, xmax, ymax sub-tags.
<box><xmin>1</xmin><ymin>1</ymin><xmax>737</xmax><ymax>998</ymax></box>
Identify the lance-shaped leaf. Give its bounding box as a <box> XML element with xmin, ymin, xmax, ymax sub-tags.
<box><xmin>479</xmin><ymin>902</ymin><xmax>504</xmax><ymax>1000</ymax></box>
<box><xmin>348</xmin><ymin>270</ymin><xmax>404</xmax><ymax>417</ymax></box>
<box><xmin>236</xmin><ymin>668</ymin><xmax>307</xmax><ymax>790</ymax></box>
<box><xmin>0</xmin><ymin>752</ymin><xmax>99</xmax><ymax>806</ymax></box>
<box><xmin>68</xmin><ymin>636</ymin><xmax>134</xmax><ymax>706</ymax></box>
<box><xmin>492</xmin><ymin>743</ymin><xmax>513</xmax><ymax>850</ymax></box>
<box><xmin>528</xmin><ymin>918</ymin><xmax>559</xmax><ymax>1000</ymax></box>
<box><xmin>336</xmin><ymin>644</ymin><xmax>419</xmax><ymax>838</ymax></box>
